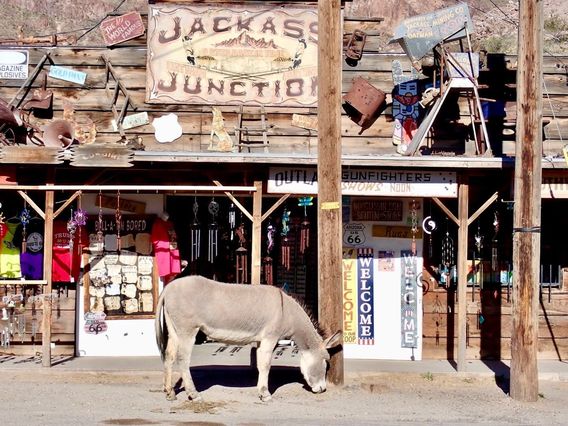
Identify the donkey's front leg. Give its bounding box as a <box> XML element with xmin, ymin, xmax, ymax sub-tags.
<box><xmin>256</xmin><ymin>339</ymin><xmax>277</xmax><ymax>402</ymax></box>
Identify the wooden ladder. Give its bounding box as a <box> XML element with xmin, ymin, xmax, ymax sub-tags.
<box><xmin>235</xmin><ymin>105</ymin><xmax>270</xmax><ymax>153</ymax></box>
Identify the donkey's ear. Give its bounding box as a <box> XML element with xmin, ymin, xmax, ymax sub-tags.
<box><xmin>324</xmin><ymin>331</ymin><xmax>342</xmax><ymax>349</ymax></box>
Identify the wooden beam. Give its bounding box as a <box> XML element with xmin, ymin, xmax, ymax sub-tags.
<box><xmin>1</xmin><ymin>184</ymin><xmax>257</xmax><ymax>192</ymax></box>
<box><xmin>432</xmin><ymin>197</ymin><xmax>459</xmax><ymax>226</ymax></box>
<box><xmin>456</xmin><ymin>177</ymin><xmax>469</xmax><ymax>372</ymax></box>
<box><xmin>261</xmin><ymin>194</ymin><xmax>290</xmax><ymax>222</ymax></box>
<box><xmin>17</xmin><ymin>190</ymin><xmax>45</xmax><ymax>219</ymax></box>
<box><xmin>467</xmin><ymin>191</ymin><xmax>499</xmax><ymax>226</ymax></box>
<box><xmin>42</xmin><ymin>188</ymin><xmax>54</xmax><ymax>367</ymax></box>
<box><xmin>317</xmin><ymin>0</ymin><xmax>344</xmax><ymax>385</ymax></box>
<box><xmin>54</xmin><ymin>191</ymin><xmax>81</xmax><ymax>220</ymax></box>
<box><xmin>250</xmin><ymin>182</ymin><xmax>263</xmax><ymax>284</ymax></box>
<box><xmin>511</xmin><ymin>0</ymin><xmax>543</xmax><ymax>402</ymax></box>
<box><xmin>212</xmin><ymin>180</ymin><xmax>253</xmax><ymax>222</ymax></box>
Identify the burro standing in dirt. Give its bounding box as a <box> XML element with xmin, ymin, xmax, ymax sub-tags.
<box><xmin>155</xmin><ymin>275</ymin><xmax>342</xmax><ymax>402</ymax></box>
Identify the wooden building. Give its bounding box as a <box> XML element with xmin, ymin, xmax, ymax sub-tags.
<box><xmin>0</xmin><ymin>1</ymin><xmax>567</xmax><ymax>364</ymax></box>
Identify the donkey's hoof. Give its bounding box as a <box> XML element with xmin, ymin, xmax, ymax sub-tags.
<box><xmin>259</xmin><ymin>393</ymin><xmax>272</xmax><ymax>402</ymax></box>
<box><xmin>189</xmin><ymin>394</ymin><xmax>203</xmax><ymax>403</ymax></box>
<box><xmin>165</xmin><ymin>392</ymin><xmax>177</xmax><ymax>401</ymax></box>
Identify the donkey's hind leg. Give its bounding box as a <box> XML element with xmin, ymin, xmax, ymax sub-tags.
<box><xmin>163</xmin><ymin>333</ymin><xmax>178</xmax><ymax>401</ymax></box>
<box><xmin>256</xmin><ymin>338</ymin><xmax>278</xmax><ymax>402</ymax></box>
<box><xmin>179</xmin><ymin>329</ymin><xmax>203</xmax><ymax>402</ymax></box>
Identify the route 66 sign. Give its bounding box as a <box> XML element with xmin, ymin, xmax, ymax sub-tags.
<box><xmin>343</xmin><ymin>223</ymin><xmax>366</xmax><ymax>246</ymax></box>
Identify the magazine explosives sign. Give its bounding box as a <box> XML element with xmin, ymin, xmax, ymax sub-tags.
<box><xmin>146</xmin><ymin>4</ymin><xmax>318</xmax><ymax>106</ymax></box>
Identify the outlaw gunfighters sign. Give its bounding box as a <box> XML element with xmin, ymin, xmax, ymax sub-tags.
<box><xmin>146</xmin><ymin>3</ymin><xmax>318</xmax><ymax>106</ymax></box>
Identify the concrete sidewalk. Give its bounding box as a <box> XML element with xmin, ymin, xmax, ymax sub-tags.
<box><xmin>1</xmin><ymin>343</ymin><xmax>568</xmax><ymax>382</ymax></box>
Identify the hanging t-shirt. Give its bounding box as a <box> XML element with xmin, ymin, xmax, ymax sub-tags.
<box><xmin>13</xmin><ymin>218</ymin><xmax>45</xmax><ymax>280</ymax></box>
<box><xmin>0</xmin><ymin>220</ymin><xmax>22</xmax><ymax>279</ymax></box>
<box><xmin>52</xmin><ymin>220</ymin><xmax>87</xmax><ymax>283</ymax></box>
<box><xmin>151</xmin><ymin>217</ymin><xmax>181</xmax><ymax>278</ymax></box>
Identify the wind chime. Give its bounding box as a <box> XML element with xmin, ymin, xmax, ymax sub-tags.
<box><xmin>190</xmin><ymin>197</ymin><xmax>201</xmax><ymax>262</ymax></box>
<box><xmin>440</xmin><ymin>219</ymin><xmax>455</xmax><ymax>287</ymax></box>
<box><xmin>491</xmin><ymin>210</ymin><xmax>499</xmax><ymax>273</ymax></box>
<box><xmin>433</xmin><ymin>294</ymin><xmax>444</xmax><ymax>346</ymax></box>
<box><xmin>280</xmin><ymin>207</ymin><xmax>292</xmax><ymax>271</ymax></box>
<box><xmin>297</xmin><ymin>197</ymin><xmax>313</xmax><ymax>255</ymax></box>
<box><xmin>410</xmin><ymin>199</ymin><xmax>419</xmax><ymax>256</ymax></box>
<box><xmin>97</xmin><ymin>191</ymin><xmax>104</xmax><ymax>248</ymax></box>
<box><xmin>207</xmin><ymin>198</ymin><xmax>219</xmax><ymax>263</ymax></box>
<box><xmin>235</xmin><ymin>214</ymin><xmax>248</xmax><ymax>283</ymax></box>
<box><xmin>19</xmin><ymin>199</ymin><xmax>31</xmax><ymax>252</ymax></box>
<box><xmin>262</xmin><ymin>219</ymin><xmax>276</xmax><ymax>285</ymax></box>
<box><xmin>472</xmin><ymin>223</ymin><xmax>484</xmax><ymax>301</ymax></box>
<box><xmin>115</xmin><ymin>191</ymin><xmax>122</xmax><ymax>251</ymax></box>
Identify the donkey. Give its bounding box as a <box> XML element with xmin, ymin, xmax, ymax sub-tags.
<box><xmin>155</xmin><ymin>275</ymin><xmax>342</xmax><ymax>402</ymax></box>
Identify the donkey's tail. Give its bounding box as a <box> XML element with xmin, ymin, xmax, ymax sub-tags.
<box><xmin>155</xmin><ymin>286</ymin><xmax>169</xmax><ymax>361</ymax></box>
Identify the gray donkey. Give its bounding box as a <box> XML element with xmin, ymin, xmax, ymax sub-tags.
<box><xmin>155</xmin><ymin>275</ymin><xmax>342</xmax><ymax>402</ymax></box>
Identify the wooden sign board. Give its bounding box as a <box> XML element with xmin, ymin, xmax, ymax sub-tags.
<box><xmin>100</xmin><ymin>12</ymin><xmax>145</xmax><ymax>46</ymax></box>
<box><xmin>0</xmin><ymin>146</ymin><xmax>63</xmax><ymax>164</ymax></box>
<box><xmin>98</xmin><ymin>194</ymin><xmax>146</xmax><ymax>214</ymax></box>
<box><xmin>351</xmin><ymin>199</ymin><xmax>403</xmax><ymax>222</ymax></box>
<box><xmin>111</xmin><ymin>111</ymin><xmax>150</xmax><ymax>131</ymax></box>
<box><xmin>291</xmin><ymin>114</ymin><xmax>318</xmax><ymax>131</ymax></box>
<box><xmin>372</xmin><ymin>225</ymin><xmax>423</xmax><ymax>239</ymax></box>
<box><xmin>147</xmin><ymin>4</ymin><xmax>318</xmax><ymax>106</ymax></box>
<box><xmin>49</xmin><ymin>65</ymin><xmax>87</xmax><ymax>85</ymax></box>
<box><xmin>70</xmin><ymin>145</ymin><xmax>134</xmax><ymax>167</ymax></box>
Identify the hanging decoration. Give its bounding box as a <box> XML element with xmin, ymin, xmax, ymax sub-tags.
<box><xmin>297</xmin><ymin>197</ymin><xmax>313</xmax><ymax>255</ymax></box>
<box><xmin>0</xmin><ymin>202</ymin><xmax>5</xmax><ymax>240</ymax></box>
<box><xmin>207</xmin><ymin>197</ymin><xmax>219</xmax><ymax>263</ymax></box>
<box><xmin>433</xmin><ymin>294</ymin><xmax>444</xmax><ymax>346</ymax></box>
<box><xmin>491</xmin><ymin>210</ymin><xmax>499</xmax><ymax>272</ymax></box>
<box><xmin>262</xmin><ymin>219</ymin><xmax>276</xmax><ymax>285</ymax></box>
<box><xmin>473</xmin><ymin>223</ymin><xmax>484</xmax><ymax>300</ymax></box>
<box><xmin>235</xmin><ymin>217</ymin><xmax>248</xmax><ymax>283</ymax></box>
<box><xmin>190</xmin><ymin>197</ymin><xmax>201</xmax><ymax>262</ymax></box>
<box><xmin>97</xmin><ymin>191</ymin><xmax>104</xmax><ymax>245</ymax></box>
<box><xmin>280</xmin><ymin>207</ymin><xmax>292</xmax><ymax>271</ymax></box>
<box><xmin>228</xmin><ymin>202</ymin><xmax>236</xmax><ymax>243</ymax></box>
<box><xmin>410</xmin><ymin>199</ymin><xmax>419</xmax><ymax>256</ymax></box>
<box><xmin>422</xmin><ymin>214</ymin><xmax>437</xmax><ymax>261</ymax></box>
<box><xmin>440</xmin><ymin>219</ymin><xmax>455</xmax><ymax>287</ymax></box>
<box><xmin>19</xmin><ymin>201</ymin><xmax>31</xmax><ymax>252</ymax></box>
<box><xmin>115</xmin><ymin>191</ymin><xmax>122</xmax><ymax>251</ymax></box>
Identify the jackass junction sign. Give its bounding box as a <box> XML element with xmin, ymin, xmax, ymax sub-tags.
<box><xmin>147</xmin><ymin>4</ymin><xmax>318</xmax><ymax>106</ymax></box>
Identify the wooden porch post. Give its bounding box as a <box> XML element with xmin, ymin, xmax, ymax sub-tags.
<box><xmin>457</xmin><ymin>176</ymin><xmax>469</xmax><ymax>371</ymax></box>
<box><xmin>317</xmin><ymin>0</ymin><xmax>343</xmax><ymax>385</ymax></box>
<box><xmin>42</xmin><ymin>188</ymin><xmax>54</xmax><ymax>367</ymax></box>
<box><xmin>251</xmin><ymin>181</ymin><xmax>263</xmax><ymax>284</ymax></box>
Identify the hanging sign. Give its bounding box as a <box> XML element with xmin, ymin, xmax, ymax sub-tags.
<box><xmin>49</xmin><ymin>65</ymin><xmax>87</xmax><ymax>85</ymax></box>
<box><xmin>146</xmin><ymin>3</ymin><xmax>318</xmax><ymax>106</ymax></box>
<box><xmin>70</xmin><ymin>145</ymin><xmax>134</xmax><ymax>167</ymax></box>
<box><xmin>100</xmin><ymin>11</ymin><xmax>145</xmax><ymax>46</ymax></box>
<box><xmin>0</xmin><ymin>50</ymin><xmax>28</xmax><ymax>79</ymax></box>
<box><xmin>268</xmin><ymin>167</ymin><xmax>457</xmax><ymax>198</ymax></box>
<box><xmin>357</xmin><ymin>248</ymin><xmax>375</xmax><ymax>345</ymax></box>
<box><xmin>401</xmin><ymin>251</ymin><xmax>418</xmax><ymax>348</ymax></box>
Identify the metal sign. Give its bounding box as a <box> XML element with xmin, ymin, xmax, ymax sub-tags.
<box><xmin>0</xmin><ymin>50</ymin><xmax>28</xmax><ymax>79</ymax></box>
<box><xmin>147</xmin><ymin>3</ymin><xmax>318</xmax><ymax>106</ymax></box>
<box><xmin>100</xmin><ymin>11</ymin><xmax>145</xmax><ymax>46</ymax></box>
<box><xmin>267</xmin><ymin>167</ymin><xmax>458</xmax><ymax>198</ymax></box>
<box><xmin>390</xmin><ymin>4</ymin><xmax>473</xmax><ymax>62</ymax></box>
<box><xmin>49</xmin><ymin>65</ymin><xmax>87</xmax><ymax>85</ymax></box>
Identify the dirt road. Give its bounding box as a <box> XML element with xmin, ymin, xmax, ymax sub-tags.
<box><xmin>1</xmin><ymin>366</ymin><xmax>567</xmax><ymax>425</ymax></box>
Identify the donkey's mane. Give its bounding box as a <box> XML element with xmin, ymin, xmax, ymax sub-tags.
<box><xmin>284</xmin><ymin>290</ymin><xmax>326</xmax><ymax>337</ymax></box>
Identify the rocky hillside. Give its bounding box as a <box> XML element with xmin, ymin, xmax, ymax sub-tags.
<box><xmin>0</xmin><ymin>0</ymin><xmax>566</xmax><ymax>55</ymax></box>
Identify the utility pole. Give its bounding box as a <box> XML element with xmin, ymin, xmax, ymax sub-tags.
<box><xmin>317</xmin><ymin>0</ymin><xmax>344</xmax><ymax>385</ymax></box>
<box><xmin>511</xmin><ymin>0</ymin><xmax>543</xmax><ymax>402</ymax></box>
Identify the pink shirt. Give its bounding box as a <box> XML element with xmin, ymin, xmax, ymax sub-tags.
<box><xmin>151</xmin><ymin>218</ymin><xmax>181</xmax><ymax>278</ymax></box>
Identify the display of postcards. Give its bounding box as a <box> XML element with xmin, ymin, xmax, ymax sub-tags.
<box><xmin>106</xmin><ymin>264</ymin><xmax>122</xmax><ymax>276</ymax></box>
<box><xmin>137</xmin><ymin>275</ymin><xmax>153</xmax><ymax>291</ymax></box>
<box><xmin>135</xmin><ymin>233</ymin><xmax>152</xmax><ymax>255</ymax></box>
<box><xmin>104</xmin><ymin>295</ymin><xmax>121</xmax><ymax>311</ymax></box>
<box><xmin>138</xmin><ymin>256</ymin><xmax>153</xmax><ymax>275</ymax></box>
<box><xmin>104</xmin><ymin>254</ymin><xmax>119</xmax><ymax>265</ymax></box>
<box><xmin>89</xmin><ymin>268</ymin><xmax>110</xmax><ymax>286</ymax></box>
<box><xmin>120</xmin><ymin>234</ymin><xmax>135</xmax><ymax>249</ymax></box>
<box><xmin>89</xmin><ymin>233</ymin><xmax>104</xmax><ymax>254</ymax></box>
<box><xmin>110</xmin><ymin>274</ymin><xmax>122</xmax><ymax>286</ymax></box>
<box><xmin>88</xmin><ymin>286</ymin><xmax>105</xmax><ymax>297</ymax></box>
<box><xmin>123</xmin><ymin>298</ymin><xmax>139</xmax><ymax>314</ymax></box>
<box><xmin>121</xmin><ymin>283</ymin><xmax>137</xmax><ymax>299</ymax></box>
<box><xmin>119</xmin><ymin>250</ymin><xmax>137</xmax><ymax>266</ymax></box>
<box><xmin>105</xmin><ymin>282</ymin><xmax>121</xmax><ymax>296</ymax></box>
<box><xmin>105</xmin><ymin>234</ymin><xmax>118</xmax><ymax>252</ymax></box>
<box><xmin>89</xmin><ymin>296</ymin><xmax>104</xmax><ymax>313</ymax></box>
<box><xmin>140</xmin><ymin>292</ymin><xmax>153</xmax><ymax>312</ymax></box>
<box><xmin>122</xmin><ymin>265</ymin><xmax>138</xmax><ymax>284</ymax></box>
